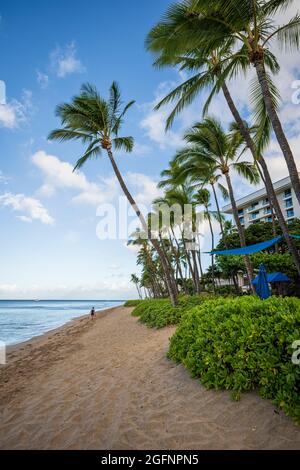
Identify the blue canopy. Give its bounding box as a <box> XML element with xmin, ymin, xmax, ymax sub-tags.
<box><xmin>255</xmin><ymin>264</ymin><xmax>271</xmax><ymax>300</ymax></box>
<box><xmin>252</xmin><ymin>272</ymin><xmax>291</xmax><ymax>285</ymax></box>
<box><xmin>210</xmin><ymin>236</ymin><xmax>282</xmax><ymax>256</ymax></box>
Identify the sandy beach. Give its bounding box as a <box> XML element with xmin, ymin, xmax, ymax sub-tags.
<box><xmin>0</xmin><ymin>305</ymin><xmax>299</xmax><ymax>450</ymax></box>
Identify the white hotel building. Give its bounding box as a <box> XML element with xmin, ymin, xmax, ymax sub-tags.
<box><xmin>222</xmin><ymin>175</ymin><xmax>300</xmax><ymax>228</ymax></box>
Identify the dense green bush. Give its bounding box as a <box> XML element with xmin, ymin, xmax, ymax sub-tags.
<box><xmin>131</xmin><ymin>296</ymin><xmax>206</xmax><ymax>328</ymax></box>
<box><xmin>124</xmin><ymin>299</ymin><xmax>143</xmax><ymax>307</ymax></box>
<box><xmin>168</xmin><ymin>296</ymin><xmax>300</xmax><ymax>422</ymax></box>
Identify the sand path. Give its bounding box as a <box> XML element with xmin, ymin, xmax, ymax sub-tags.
<box><xmin>0</xmin><ymin>306</ymin><xmax>299</xmax><ymax>450</ymax></box>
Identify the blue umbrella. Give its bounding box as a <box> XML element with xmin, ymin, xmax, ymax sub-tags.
<box><xmin>253</xmin><ymin>264</ymin><xmax>271</xmax><ymax>300</ymax></box>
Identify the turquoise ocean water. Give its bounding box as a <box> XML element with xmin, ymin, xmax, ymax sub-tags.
<box><xmin>0</xmin><ymin>300</ymin><xmax>123</xmax><ymax>346</ymax></box>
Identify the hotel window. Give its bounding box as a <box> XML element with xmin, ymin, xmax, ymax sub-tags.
<box><xmin>251</xmin><ymin>211</ymin><xmax>259</xmax><ymax>220</ymax></box>
<box><xmin>286</xmin><ymin>208</ymin><xmax>294</xmax><ymax>218</ymax></box>
<box><xmin>284</xmin><ymin>188</ymin><xmax>292</xmax><ymax>198</ymax></box>
<box><xmin>238</xmin><ymin>209</ymin><xmax>244</xmax><ymax>216</ymax></box>
<box><xmin>262</xmin><ymin>198</ymin><xmax>269</xmax><ymax>205</ymax></box>
<box><xmin>240</xmin><ymin>216</ymin><xmax>245</xmax><ymax>225</ymax></box>
<box><xmin>250</xmin><ymin>202</ymin><xmax>259</xmax><ymax>210</ymax></box>
<box><xmin>285</xmin><ymin>198</ymin><xmax>293</xmax><ymax>208</ymax></box>
<box><xmin>263</xmin><ymin>206</ymin><xmax>271</xmax><ymax>215</ymax></box>
<box><xmin>265</xmin><ymin>216</ymin><xmax>272</xmax><ymax>223</ymax></box>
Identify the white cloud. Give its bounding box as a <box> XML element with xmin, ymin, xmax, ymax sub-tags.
<box><xmin>0</xmin><ymin>284</ymin><xmax>18</xmax><ymax>294</ymax></box>
<box><xmin>16</xmin><ymin>215</ymin><xmax>33</xmax><ymax>223</ymax></box>
<box><xmin>0</xmin><ymin>89</ymin><xmax>33</xmax><ymax>129</ymax></box>
<box><xmin>32</xmin><ymin>150</ymin><xmax>162</xmax><ymax>209</ymax></box>
<box><xmin>0</xmin><ymin>280</ymin><xmax>136</xmax><ymax>300</ymax></box>
<box><xmin>32</xmin><ymin>150</ymin><xmax>118</xmax><ymax>205</ymax></box>
<box><xmin>127</xmin><ymin>172</ymin><xmax>162</xmax><ymax>206</ymax></box>
<box><xmin>139</xmin><ymin>81</ymin><xmax>184</xmax><ymax>149</ymax></box>
<box><xmin>130</xmin><ymin>142</ymin><xmax>152</xmax><ymax>156</ymax></box>
<box><xmin>51</xmin><ymin>42</ymin><xmax>86</xmax><ymax>78</ymax></box>
<box><xmin>0</xmin><ymin>192</ymin><xmax>54</xmax><ymax>225</ymax></box>
<box><xmin>36</xmin><ymin>70</ymin><xmax>49</xmax><ymax>89</ymax></box>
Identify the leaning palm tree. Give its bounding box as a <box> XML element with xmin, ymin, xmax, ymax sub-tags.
<box><xmin>195</xmin><ymin>188</ymin><xmax>222</xmax><ymax>294</ymax></box>
<box><xmin>182</xmin><ymin>117</ymin><xmax>260</xmax><ymax>290</ymax></box>
<box><xmin>130</xmin><ymin>274</ymin><xmax>142</xmax><ymax>299</ymax></box>
<box><xmin>146</xmin><ymin>0</ymin><xmax>300</xmax><ymax>275</ymax></box>
<box><xmin>48</xmin><ymin>82</ymin><xmax>178</xmax><ymax>305</ymax></box>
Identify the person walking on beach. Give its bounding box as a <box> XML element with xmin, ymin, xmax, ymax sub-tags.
<box><xmin>90</xmin><ymin>307</ymin><xmax>95</xmax><ymax>320</ymax></box>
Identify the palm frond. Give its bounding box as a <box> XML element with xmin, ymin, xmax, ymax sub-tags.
<box><xmin>218</xmin><ymin>182</ymin><xmax>229</xmax><ymax>200</ymax></box>
<box><xmin>270</xmin><ymin>13</ymin><xmax>300</xmax><ymax>52</ymax></box>
<box><xmin>113</xmin><ymin>136</ymin><xmax>134</xmax><ymax>153</ymax></box>
<box><xmin>73</xmin><ymin>143</ymin><xmax>102</xmax><ymax>171</ymax></box>
<box><xmin>232</xmin><ymin>161</ymin><xmax>260</xmax><ymax>185</ymax></box>
<box><xmin>47</xmin><ymin>128</ymin><xmax>92</xmax><ymax>143</ymax></box>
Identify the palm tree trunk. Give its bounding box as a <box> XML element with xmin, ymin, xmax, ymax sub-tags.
<box><xmin>211</xmin><ymin>182</ymin><xmax>229</xmax><ymax>249</ymax></box>
<box><xmin>180</xmin><ymin>229</ymin><xmax>198</xmax><ymax>294</ymax></box>
<box><xmin>191</xmin><ymin>249</ymin><xmax>201</xmax><ymax>295</ymax></box>
<box><xmin>223</xmin><ymin>171</ymin><xmax>255</xmax><ymax>292</ymax></box>
<box><xmin>206</xmin><ymin>209</ymin><xmax>216</xmax><ymax>294</ymax></box>
<box><xmin>254</xmin><ymin>60</ymin><xmax>300</xmax><ymax>205</ymax></box>
<box><xmin>168</xmin><ymin>230</ymin><xmax>188</xmax><ymax>294</ymax></box>
<box><xmin>196</xmin><ymin>234</ymin><xmax>204</xmax><ymax>277</ymax></box>
<box><xmin>106</xmin><ymin>147</ymin><xmax>178</xmax><ymax>305</ymax></box>
<box><xmin>221</xmin><ymin>81</ymin><xmax>300</xmax><ymax>275</ymax></box>
<box><xmin>145</xmin><ymin>246</ymin><xmax>164</xmax><ymax>298</ymax></box>
<box><xmin>159</xmin><ymin>232</ymin><xmax>179</xmax><ymax>295</ymax></box>
<box><xmin>136</xmin><ymin>284</ymin><xmax>142</xmax><ymax>299</ymax></box>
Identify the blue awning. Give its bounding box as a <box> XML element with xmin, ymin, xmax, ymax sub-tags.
<box><xmin>210</xmin><ymin>236</ymin><xmax>282</xmax><ymax>256</ymax></box>
<box><xmin>252</xmin><ymin>272</ymin><xmax>291</xmax><ymax>284</ymax></box>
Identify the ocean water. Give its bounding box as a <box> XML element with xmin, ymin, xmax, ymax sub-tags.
<box><xmin>0</xmin><ymin>300</ymin><xmax>123</xmax><ymax>346</ymax></box>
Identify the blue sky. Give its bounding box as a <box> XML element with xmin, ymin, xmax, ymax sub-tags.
<box><xmin>0</xmin><ymin>1</ymin><xmax>299</xmax><ymax>299</ymax></box>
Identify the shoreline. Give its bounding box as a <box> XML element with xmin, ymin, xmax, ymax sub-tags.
<box><xmin>1</xmin><ymin>304</ymin><xmax>300</xmax><ymax>450</ymax></box>
<box><xmin>6</xmin><ymin>303</ymin><xmax>124</xmax><ymax>354</ymax></box>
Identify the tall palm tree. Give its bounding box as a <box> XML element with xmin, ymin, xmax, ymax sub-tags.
<box><xmin>146</xmin><ymin>6</ymin><xmax>300</xmax><ymax>275</ymax></box>
<box><xmin>182</xmin><ymin>117</ymin><xmax>260</xmax><ymax>290</ymax></box>
<box><xmin>48</xmin><ymin>82</ymin><xmax>178</xmax><ymax>306</ymax></box>
<box><xmin>195</xmin><ymin>188</ymin><xmax>222</xmax><ymax>293</ymax></box>
<box><xmin>151</xmin><ymin>0</ymin><xmax>300</xmax><ymax>204</ymax></box>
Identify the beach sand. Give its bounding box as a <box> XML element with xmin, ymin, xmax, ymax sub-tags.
<box><xmin>0</xmin><ymin>305</ymin><xmax>299</xmax><ymax>450</ymax></box>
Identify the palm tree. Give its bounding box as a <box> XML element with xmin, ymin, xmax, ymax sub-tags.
<box><xmin>155</xmin><ymin>186</ymin><xmax>202</xmax><ymax>294</ymax></box>
<box><xmin>145</xmin><ymin>0</ymin><xmax>300</xmax><ymax>275</ymax></box>
<box><xmin>128</xmin><ymin>228</ymin><xmax>165</xmax><ymax>298</ymax></box>
<box><xmin>48</xmin><ymin>82</ymin><xmax>178</xmax><ymax>306</ymax></box>
<box><xmin>152</xmin><ymin>0</ymin><xmax>300</xmax><ymax>204</ymax></box>
<box><xmin>150</xmin><ymin>201</ymin><xmax>188</xmax><ymax>294</ymax></box>
<box><xmin>130</xmin><ymin>274</ymin><xmax>142</xmax><ymax>299</ymax></box>
<box><xmin>195</xmin><ymin>188</ymin><xmax>222</xmax><ymax>293</ymax></box>
<box><xmin>182</xmin><ymin>117</ymin><xmax>260</xmax><ymax>290</ymax></box>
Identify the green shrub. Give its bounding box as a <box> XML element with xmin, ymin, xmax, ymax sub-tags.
<box><xmin>131</xmin><ymin>296</ymin><xmax>206</xmax><ymax>328</ymax></box>
<box><xmin>124</xmin><ymin>299</ymin><xmax>143</xmax><ymax>307</ymax></box>
<box><xmin>168</xmin><ymin>296</ymin><xmax>300</xmax><ymax>422</ymax></box>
